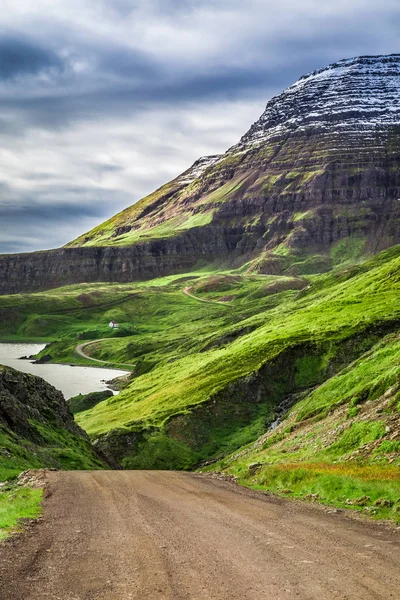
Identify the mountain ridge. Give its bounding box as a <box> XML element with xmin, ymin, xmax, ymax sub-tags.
<box><xmin>1</xmin><ymin>53</ymin><xmax>400</xmax><ymax>294</ymax></box>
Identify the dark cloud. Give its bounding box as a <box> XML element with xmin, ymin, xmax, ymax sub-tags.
<box><xmin>0</xmin><ymin>32</ymin><xmax>64</xmax><ymax>80</ymax></box>
<box><xmin>0</xmin><ymin>187</ymin><xmax>132</xmax><ymax>253</ymax></box>
<box><xmin>2</xmin><ymin>0</ymin><xmax>400</xmax><ymax>253</ymax></box>
<box><xmin>97</xmin><ymin>45</ymin><xmax>160</xmax><ymax>79</ymax></box>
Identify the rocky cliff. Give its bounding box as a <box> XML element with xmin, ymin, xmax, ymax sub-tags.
<box><xmin>0</xmin><ymin>366</ymin><xmax>105</xmax><ymax>471</ymax></box>
<box><xmin>1</xmin><ymin>54</ymin><xmax>400</xmax><ymax>293</ymax></box>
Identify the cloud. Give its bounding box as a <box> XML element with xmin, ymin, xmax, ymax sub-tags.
<box><xmin>0</xmin><ymin>32</ymin><xmax>64</xmax><ymax>80</ymax></box>
<box><xmin>1</xmin><ymin>0</ymin><xmax>400</xmax><ymax>252</ymax></box>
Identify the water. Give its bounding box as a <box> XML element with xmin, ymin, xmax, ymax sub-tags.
<box><xmin>0</xmin><ymin>343</ymin><xmax>129</xmax><ymax>399</ymax></box>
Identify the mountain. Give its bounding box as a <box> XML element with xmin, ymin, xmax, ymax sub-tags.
<box><xmin>1</xmin><ymin>54</ymin><xmax>400</xmax><ymax>294</ymax></box>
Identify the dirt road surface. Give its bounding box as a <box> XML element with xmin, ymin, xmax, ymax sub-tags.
<box><xmin>182</xmin><ymin>287</ymin><xmax>231</xmax><ymax>306</ymax></box>
<box><xmin>74</xmin><ymin>339</ymin><xmax>133</xmax><ymax>369</ymax></box>
<box><xmin>0</xmin><ymin>471</ymin><xmax>399</xmax><ymax>600</ymax></box>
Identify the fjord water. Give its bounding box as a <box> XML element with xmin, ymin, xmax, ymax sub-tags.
<box><xmin>0</xmin><ymin>343</ymin><xmax>129</xmax><ymax>399</ymax></box>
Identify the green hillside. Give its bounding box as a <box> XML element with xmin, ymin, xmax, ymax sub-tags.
<box><xmin>0</xmin><ymin>246</ymin><xmax>398</xmax><ymax>479</ymax></box>
<box><xmin>204</xmin><ymin>332</ymin><xmax>400</xmax><ymax>522</ymax></box>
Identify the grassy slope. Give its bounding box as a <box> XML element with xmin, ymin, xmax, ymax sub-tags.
<box><xmin>0</xmin><ymin>246</ymin><xmax>398</xmax><ymax>451</ymax></box>
<box><xmin>205</xmin><ymin>332</ymin><xmax>400</xmax><ymax>522</ymax></box>
<box><xmin>66</xmin><ymin>169</ymin><xmax>246</xmax><ymax>248</ymax></box>
<box><xmin>0</xmin><ymin>246</ymin><xmax>399</xmax><ymax>520</ymax></box>
<box><xmin>76</xmin><ymin>247</ymin><xmax>400</xmax><ymax>435</ymax></box>
<box><xmin>0</xmin><ymin>384</ymin><xmax>105</xmax><ymax>542</ymax></box>
<box><xmin>0</xmin><ymin>413</ymin><xmax>103</xmax><ymax>540</ymax></box>
<box><xmin>0</xmin><ymin>416</ymin><xmax>104</xmax><ymax>483</ymax></box>
<box><xmin>0</xmin><ymin>486</ymin><xmax>42</xmax><ymax>541</ymax></box>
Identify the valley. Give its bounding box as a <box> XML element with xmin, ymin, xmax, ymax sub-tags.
<box><xmin>1</xmin><ymin>245</ymin><xmax>399</xmax><ymax>522</ymax></box>
<box><xmin>0</xmin><ymin>52</ymin><xmax>399</xmax><ymax>598</ymax></box>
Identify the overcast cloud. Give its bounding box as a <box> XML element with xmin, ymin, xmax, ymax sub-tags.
<box><xmin>1</xmin><ymin>0</ymin><xmax>400</xmax><ymax>253</ymax></box>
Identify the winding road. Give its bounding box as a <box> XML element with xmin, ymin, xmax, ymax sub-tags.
<box><xmin>75</xmin><ymin>338</ymin><xmax>114</xmax><ymax>364</ymax></box>
<box><xmin>75</xmin><ymin>339</ymin><xmax>133</xmax><ymax>369</ymax></box>
<box><xmin>75</xmin><ymin>286</ymin><xmax>228</xmax><ymax>367</ymax></box>
<box><xmin>182</xmin><ymin>286</ymin><xmax>231</xmax><ymax>305</ymax></box>
<box><xmin>0</xmin><ymin>471</ymin><xmax>399</xmax><ymax>599</ymax></box>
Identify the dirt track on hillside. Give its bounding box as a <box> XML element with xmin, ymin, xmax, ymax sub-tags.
<box><xmin>182</xmin><ymin>286</ymin><xmax>231</xmax><ymax>305</ymax></box>
<box><xmin>0</xmin><ymin>471</ymin><xmax>399</xmax><ymax>599</ymax></box>
<box><xmin>75</xmin><ymin>339</ymin><xmax>133</xmax><ymax>369</ymax></box>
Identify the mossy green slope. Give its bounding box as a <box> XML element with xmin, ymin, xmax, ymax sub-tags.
<box><xmin>77</xmin><ymin>247</ymin><xmax>399</xmax><ymax>435</ymax></box>
<box><xmin>2</xmin><ymin>247</ymin><xmax>398</xmax><ymax>474</ymax></box>
<box><xmin>205</xmin><ymin>332</ymin><xmax>400</xmax><ymax>522</ymax></box>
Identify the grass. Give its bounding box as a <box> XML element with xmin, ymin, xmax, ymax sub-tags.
<box><xmin>0</xmin><ymin>421</ymin><xmax>104</xmax><ymax>480</ymax></box>
<box><xmin>294</xmin><ymin>336</ymin><xmax>400</xmax><ymax>422</ymax></box>
<box><xmin>2</xmin><ymin>249</ymin><xmax>399</xmax><ymax>432</ymax></box>
<box><xmin>75</xmin><ymin>247</ymin><xmax>400</xmax><ymax>438</ymax></box>
<box><xmin>0</xmin><ymin>486</ymin><xmax>43</xmax><ymax>541</ymax></box>
<box><xmin>0</xmin><ymin>246</ymin><xmax>399</xmax><ymax>501</ymax></box>
<box><xmin>203</xmin><ymin>329</ymin><xmax>400</xmax><ymax>522</ymax></box>
<box><xmin>246</xmin><ymin>463</ymin><xmax>400</xmax><ymax>522</ymax></box>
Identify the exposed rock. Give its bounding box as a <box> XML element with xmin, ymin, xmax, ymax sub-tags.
<box><xmin>374</xmin><ymin>498</ymin><xmax>394</xmax><ymax>508</ymax></box>
<box><xmin>17</xmin><ymin>469</ymin><xmax>56</xmax><ymax>489</ymax></box>
<box><xmin>0</xmin><ymin>365</ymin><xmax>105</xmax><ymax>469</ymax></box>
<box><xmin>33</xmin><ymin>354</ymin><xmax>52</xmax><ymax>364</ymax></box>
<box><xmin>248</xmin><ymin>462</ymin><xmax>263</xmax><ymax>475</ymax></box>
<box><xmin>346</xmin><ymin>496</ymin><xmax>371</xmax><ymax>506</ymax></box>
<box><xmin>0</xmin><ymin>366</ymin><xmax>84</xmax><ymax>441</ymax></box>
<box><xmin>0</xmin><ymin>227</ymin><xmax>231</xmax><ymax>294</ymax></box>
<box><xmin>305</xmin><ymin>493</ymin><xmax>320</xmax><ymax>501</ymax></box>
<box><xmin>68</xmin><ymin>390</ymin><xmax>114</xmax><ymax>415</ymax></box>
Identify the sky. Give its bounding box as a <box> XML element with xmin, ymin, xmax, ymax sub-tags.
<box><xmin>1</xmin><ymin>0</ymin><xmax>400</xmax><ymax>254</ymax></box>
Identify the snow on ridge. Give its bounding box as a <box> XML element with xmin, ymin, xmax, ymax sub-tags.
<box><xmin>296</xmin><ymin>54</ymin><xmax>400</xmax><ymax>85</ymax></box>
<box><xmin>227</xmin><ymin>54</ymin><xmax>400</xmax><ymax>155</ymax></box>
<box><xmin>177</xmin><ymin>154</ymin><xmax>222</xmax><ymax>185</ymax></box>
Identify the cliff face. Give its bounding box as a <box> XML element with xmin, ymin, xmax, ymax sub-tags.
<box><xmin>0</xmin><ymin>366</ymin><xmax>82</xmax><ymax>440</ymax></box>
<box><xmin>2</xmin><ymin>55</ymin><xmax>400</xmax><ymax>293</ymax></box>
<box><xmin>0</xmin><ymin>365</ymin><xmax>105</xmax><ymax>470</ymax></box>
<box><xmin>0</xmin><ymin>226</ymin><xmax>235</xmax><ymax>294</ymax></box>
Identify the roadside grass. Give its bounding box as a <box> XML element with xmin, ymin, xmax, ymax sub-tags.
<box><xmin>0</xmin><ymin>420</ymin><xmax>104</xmax><ymax>483</ymax></box>
<box><xmin>0</xmin><ymin>487</ymin><xmax>43</xmax><ymax>541</ymax></box>
<box><xmin>245</xmin><ymin>463</ymin><xmax>400</xmax><ymax>522</ymax></box>
<box><xmin>0</xmin><ymin>467</ymin><xmax>21</xmax><ymax>482</ymax></box>
<box><xmin>203</xmin><ymin>330</ymin><xmax>400</xmax><ymax>522</ymax></box>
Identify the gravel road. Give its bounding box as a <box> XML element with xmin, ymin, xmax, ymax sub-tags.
<box><xmin>0</xmin><ymin>470</ymin><xmax>399</xmax><ymax>599</ymax></box>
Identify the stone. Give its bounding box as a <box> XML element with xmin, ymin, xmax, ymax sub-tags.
<box><xmin>248</xmin><ymin>462</ymin><xmax>263</xmax><ymax>475</ymax></box>
<box><xmin>374</xmin><ymin>498</ymin><xmax>394</xmax><ymax>508</ymax></box>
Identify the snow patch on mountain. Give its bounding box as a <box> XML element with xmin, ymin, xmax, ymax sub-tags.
<box><xmin>227</xmin><ymin>54</ymin><xmax>400</xmax><ymax>155</ymax></box>
<box><xmin>177</xmin><ymin>154</ymin><xmax>222</xmax><ymax>185</ymax></box>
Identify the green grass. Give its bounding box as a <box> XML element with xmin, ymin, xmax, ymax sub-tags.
<box><xmin>1</xmin><ymin>245</ymin><xmax>400</xmax><ymax>481</ymax></box>
<box><xmin>294</xmin><ymin>336</ymin><xmax>400</xmax><ymax>422</ymax></box>
<box><xmin>330</xmin><ymin>236</ymin><xmax>367</xmax><ymax>266</ymax></box>
<box><xmin>75</xmin><ymin>247</ymin><xmax>400</xmax><ymax>437</ymax></box>
<box><xmin>0</xmin><ymin>486</ymin><xmax>43</xmax><ymax>541</ymax></box>
<box><xmin>244</xmin><ymin>463</ymin><xmax>400</xmax><ymax>522</ymax></box>
<box><xmin>202</xmin><ymin>328</ymin><xmax>400</xmax><ymax>522</ymax></box>
<box><xmin>0</xmin><ymin>403</ymin><xmax>104</xmax><ymax>541</ymax></box>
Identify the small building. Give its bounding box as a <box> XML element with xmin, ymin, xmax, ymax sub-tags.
<box><xmin>109</xmin><ymin>320</ymin><xmax>119</xmax><ymax>329</ymax></box>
